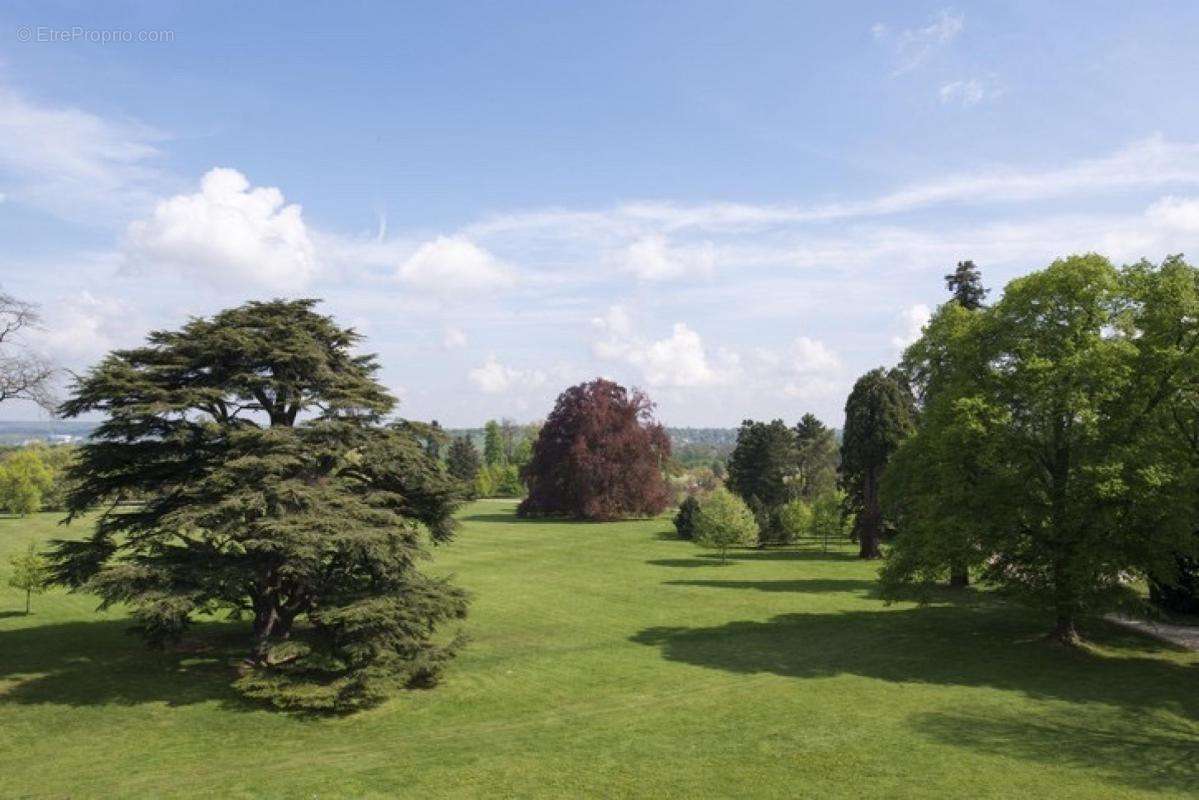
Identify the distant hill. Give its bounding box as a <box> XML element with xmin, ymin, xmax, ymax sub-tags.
<box><xmin>0</xmin><ymin>420</ymin><xmax>97</xmax><ymax>445</ymax></box>
<box><xmin>0</xmin><ymin>420</ymin><xmax>747</xmax><ymax>456</ymax></box>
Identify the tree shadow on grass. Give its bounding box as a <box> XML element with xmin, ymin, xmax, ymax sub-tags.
<box><xmin>665</xmin><ymin>579</ymin><xmax>880</xmax><ymax>595</ymax></box>
<box><xmin>631</xmin><ymin>605</ymin><xmax>1198</xmax><ymax>793</ymax></box>
<box><xmin>912</xmin><ymin>710</ymin><xmax>1199</xmax><ymax>794</ymax></box>
<box><xmin>647</xmin><ymin>550</ymin><xmax>860</xmax><ymax>568</ymax></box>
<box><xmin>0</xmin><ymin>610</ymin><xmax>29</xmax><ymax>619</ymax></box>
<box><xmin>0</xmin><ymin>619</ymin><xmax>256</xmax><ymax>712</ymax></box>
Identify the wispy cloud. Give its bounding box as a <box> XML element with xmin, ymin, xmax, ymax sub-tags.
<box><xmin>939</xmin><ymin>77</ymin><xmax>1004</xmax><ymax>107</ymax></box>
<box><xmin>873</xmin><ymin>9</ymin><xmax>965</xmax><ymax>75</ymax></box>
<box><xmin>0</xmin><ymin>83</ymin><xmax>166</xmax><ymax>222</ymax></box>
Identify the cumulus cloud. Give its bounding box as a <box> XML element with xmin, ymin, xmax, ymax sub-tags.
<box><xmin>791</xmin><ymin>336</ymin><xmax>841</xmax><ymax>374</ymax></box>
<box><xmin>617</xmin><ymin>235</ymin><xmax>716</xmax><ymax>281</ymax></box>
<box><xmin>468</xmin><ymin>355</ymin><xmax>546</xmax><ymax>394</ymax></box>
<box><xmin>38</xmin><ymin>291</ymin><xmax>138</xmax><ymax>364</ymax></box>
<box><xmin>398</xmin><ymin>236</ymin><xmax>515</xmax><ymax>292</ymax></box>
<box><xmin>123</xmin><ymin>167</ymin><xmax>318</xmax><ymax>291</ymax></box>
<box><xmin>874</xmin><ymin>9</ymin><xmax>965</xmax><ymax>75</ymax></box>
<box><xmin>778</xmin><ymin>337</ymin><xmax>843</xmax><ymax>401</ymax></box>
<box><xmin>442</xmin><ymin>326</ymin><xmax>468</xmax><ymax>349</ymax></box>
<box><xmin>1145</xmin><ymin>196</ymin><xmax>1199</xmax><ymax>231</ymax></box>
<box><xmin>892</xmin><ymin>304</ymin><xmax>932</xmax><ymax>348</ymax></box>
<box><xmin>592</xmin><ymin>306</ymin><xmax>736</xmax><ymax>387</ymax></box>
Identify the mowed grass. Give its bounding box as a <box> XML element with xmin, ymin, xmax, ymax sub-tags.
<box><xmin>0</xmin><ymin>501</ymin><xmax>1196</xmax><ymax>799</ymax></box>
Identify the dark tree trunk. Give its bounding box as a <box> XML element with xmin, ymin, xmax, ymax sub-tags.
<box><xmin>1050</xmin><ymin>613</ymin><xmax>1080</xmax><ymax>646</ymax></box>
<box><xmin>249</xmin><ymin>597</ymin><xmax>281</xmax><ymax>665</ymax></box>
<box><xmin>949</xmin><ymin>562</ymin><xmax>969</xmax><ymax>588</ymax></box>
<box><xmin>858</xmin><ymin>466</ymin><xmax>882</xmax><ymax>560</ymax></box>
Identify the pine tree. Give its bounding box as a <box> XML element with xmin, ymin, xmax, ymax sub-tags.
<box><xmin>483</xmin><ymin>420</ymin><xmax>504</xmax><ymax>466</ymax></box>
<box><xmin>793</xmin><ymin>413</ymin><xmax>838</xmax><ymax>502</ymax></box>
<box><xmin>725</xmin><ymin>419</ymin><xmax>798</xmax><ymax>543</ymax></box>
<box><xmin>46</xmin><ymin>299</ymin><xmax>468</xmax><ymax>711</ymax></box>
<box><xmin>446</xmin><ymin>436</ymin><xmax>482</xmax><ymax>489</ymax></box>
<box><xmin>944</xmin><ymin>260</ymin><xmax>988</xmax><ymax>310</ymax></box>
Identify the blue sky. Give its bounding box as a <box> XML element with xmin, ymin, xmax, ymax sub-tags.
<box><xmin>2</xmin><ymin>2</ymin><xmax>1199</xmax><ymax>426</ymax></box>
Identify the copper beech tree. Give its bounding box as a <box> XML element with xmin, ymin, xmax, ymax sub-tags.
<box><xmin>518</xmin><ymin>378</ymin><xmax>671</xmax><ymax>520</ymax></box>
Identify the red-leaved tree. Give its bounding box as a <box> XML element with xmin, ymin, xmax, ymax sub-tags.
<box><xmin>518</xmin><ymin>378</ymin><xmax>671</xmax><ymax>520</ymax></box>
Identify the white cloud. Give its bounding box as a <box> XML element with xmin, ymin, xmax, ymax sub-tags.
<box><xmin>874</xmin><ymin>9</ymin><xmax>965</xmax><ymax>75</ymax></box>
<box><xmin>462</xmin><ymin>138</ymin><xmax>1199</xmax><ymax>239</ymax></box>
<box><xmin>617</xmin><ymin>235</ymin><xmax>716</xmax><ymax>281</ymax></box>
<box><xmin>1145</xmin><ymin>196</ymin><xmax>1199</xmax><ymax>231</ymax></box>
<box><xmin>0</xmin><ymin>84</ymin><xmax>164</xmax><ymax>221</ymax></box>
<box><xmin>442</xmin><ymin>326</ymin><xmax>468</xmax><ymax>349</ymax></box>
<box><xmin>939</xmin><ymin>78</ymin><xmax>1002</xmax><ymax>107</ymax></box>
<box><xmin>468</xmin><ymin>355</ymin><xmax>546</xmax><ymax>394</ymax></box>
<box><xmin>791</xmin><ymin>336</ymin><xmax>841</xmax><ymax>374</ymax></box>
<box><xmin>123</xmin><ymin>167</ymin><xmax>317</xmax><ymax>291</ymax></box>
<box><xmin>892</xmin><ymin>304</ymin><xmax>932</xmax><ymax>348</ymax></box>
<box><xmin>593</xmin><ymin>306</ymin><xmax>736</xmax><ymax>387</ymax></box>
<box><xmin>398</xmin><ymin>236</ymin><xmax>514</xmax><ymax>292</ymax></box>
<box><xmin>38</xmin><ymin>291</ymin><xmax>137</xmax><ymax>364</ymax></box>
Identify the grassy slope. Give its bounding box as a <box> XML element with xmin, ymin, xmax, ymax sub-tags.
<box><xmin>0</xmin><ymin>500</ymin><xmax>1195</xmax><ymax>799</ymax></box>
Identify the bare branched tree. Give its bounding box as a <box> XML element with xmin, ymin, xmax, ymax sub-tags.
<box><xmin>0</xmin><ymin>292</ymin><xmax>55</xmax><ymax>410</ymax></box>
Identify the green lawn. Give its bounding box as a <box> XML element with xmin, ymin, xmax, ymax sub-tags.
<box><xmin>0</xmin><ymin>501</ymin><xmax>1195</xmax><ymax>798</ymax></box>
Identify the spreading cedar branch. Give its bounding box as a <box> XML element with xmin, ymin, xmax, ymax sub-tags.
<box><xmin>47</xmin><ymin>299</ymin><xmax>468</xmax><ymax>712</ymax></box>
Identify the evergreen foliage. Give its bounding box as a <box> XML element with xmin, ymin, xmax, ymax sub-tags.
<box><xmin>841</xmin><ymin>368</ymin><xmax>916</xmax><ymax>559</ymax></box>
<box><xmin>446</xmin><ymin>435</ymin><xmax>482</xmax><ymax>493</ymax></box>
<box><xmin>726</xmin><ymin>419</ymin><xmax>798</xmax><ymax>543</ymax></box>
<box><xmin>673</xmin><ymin>495</ymin><xmax>700</xmax><ymax>540</ymax></box>
<box><xmin>793</xmin><ymin>413</ymin><xmax>839</xmax><ymax>502</ymax></box>
<box><xmin>483</xmin><ymin>420</ymin><xmax>504</xmax><ymax>467</ymax></box>
<box><xmin>45</xmin><ymin>299</ymin><xmax>468</xmax><ymax>711</ymax></box>
<box><xmin>944</xmin><ymin>259</ymin><xmax>988</xmax><ymax>310</ymax></box>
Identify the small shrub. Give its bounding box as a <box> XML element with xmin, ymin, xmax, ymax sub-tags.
<box><xmin>694</xmin><ymin>488</ymin><xmax>758</xmax><ymax>564</ymax></box>
<box><xmin>673</xmin><ymin>495</ymin><xmax>700</xmax><ymax>539</ymax></box>
<box><xmin>778</xmin><ymin>499</ymin><xmax>813</xmax><ymax>543</ymax></box>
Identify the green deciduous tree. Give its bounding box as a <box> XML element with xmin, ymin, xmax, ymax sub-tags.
<box><xmin>7</xmin><ymin>541</ymin><xmax>48</xmax><ymax>614</ymax></box>
<box><xmin>810</xmin><ymin>489</ymin><xmax>851</xmax><ymax>552</ymax></box>
<box><xmin>777</xmin><ymin>498</ymin><xmax>813</xmax><ymax>543</ymax></box>
<box><xmin>46</xmin><ymin>299</ymin><xmax>468</xmax><ymax>711</ymax></box>
<box><xmin>693</xmin><ymin>487</ymin><xmax>758</xmax><ymax>564</ymax></box>
<box><xmin>841</xmin><ymin>369</ymin><xmax>916</xmax><ymax>559</ymax></box>
<box><xmin>0</xmin><ymin>447</ymin><xmax>54</xmax><ymax>516</ymax></box>
<box><xmin>883</xmin><ymin>254</ymin><xmax>1199</xmax><ymax>644</ymax></box>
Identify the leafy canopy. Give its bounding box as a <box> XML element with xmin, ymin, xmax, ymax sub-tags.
<box><xmin>693</xmin><ymin>488</ymin><xmax>758</xmax><ymax>563</ymax></box>
<box><xmin>518</xmin><ymin>378</ymin><xmax>671</xmax><ymax>520</ymax></box>
<box><xmin>883</xmin><ymin>254</ymin><xmax>1199</xmax><ymax>642</ymax></box>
